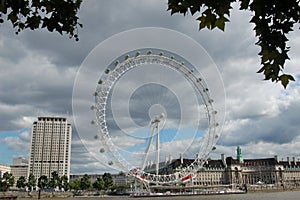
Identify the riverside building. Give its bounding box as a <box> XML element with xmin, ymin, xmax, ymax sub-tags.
<box><xmin>28</xmin><ymin>117</ymin><xmax>72</xmax><ymax>179</ymax></box>
<box><xmin>0</xmin><ymin>164</ymin><xmax>11</xmax><ymax>178</ymax></box>
<box><xmin>142</xmin><ymin>146</ymin><xmax>300</xmax><ymax>189</ymax></box>
<box><xmin>10</xmin><ymin>157</ymin><xmax>28</xmax><ymax>187</ymax></box>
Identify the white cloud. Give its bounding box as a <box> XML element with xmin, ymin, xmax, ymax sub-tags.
<box><xmin>13</xmin><ymin>117</ymin><xmax>36</xmax><ymax>131</ymax></box>
<box><xmin>212</xmin><ymin>135</ymin><xmax>300</xmax><ymax>162</ymax></box>
<box><xmin>19</xmin><ymin>130</ymin><xmax>31</xmax><ymax>141</ymax></box>
<box><xmin>1</xmin><ymin>134</ymin><xmax>30</xmax><ymax>151</ymax></box>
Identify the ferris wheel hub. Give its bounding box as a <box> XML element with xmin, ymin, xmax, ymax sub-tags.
<box><xmin>151</xmin><ymin>113</ymin><xmax>165</xmax><ymax>123</ymax></box>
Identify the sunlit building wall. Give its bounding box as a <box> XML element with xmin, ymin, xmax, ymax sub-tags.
<box><xmin>28</xmin><ymin>117</ymin><xmax>72</xmax><ymax>179</ymax></box>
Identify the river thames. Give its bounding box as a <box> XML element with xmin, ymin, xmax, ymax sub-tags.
<box><xmin>19</xmin><ymin>190</ymin><xmax>300</xmax><ymax>200</ymax></box>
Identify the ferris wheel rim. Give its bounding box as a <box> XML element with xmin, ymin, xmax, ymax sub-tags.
<box><xmin>94</xmin><ymin>48</ymin><xmax>218</xmax><ymax>184</ymax></box>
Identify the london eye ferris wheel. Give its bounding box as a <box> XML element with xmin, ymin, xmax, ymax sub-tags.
<box><xmin>72</xmin><ymin>28</ymin><xmax>225</xmax><ymax>188</ymax></box>
<box><xmin>93</xmin><ymin>48</ymin><xmax>219</xmax><ymax>185</ymax></box>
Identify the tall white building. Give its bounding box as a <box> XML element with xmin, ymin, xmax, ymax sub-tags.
<box><xmin>28</xmin><ymin>117</ymin><xmax>72</xmax><ymax>179</ymax></box>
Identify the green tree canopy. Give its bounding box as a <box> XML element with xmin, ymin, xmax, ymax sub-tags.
<box><xmin>102</xmin><ymin>173</ymin><xmax>113</xmax><ymax>190</ymax></box>
<box><xmin>38</xmin><ymin>175</ymin><xmax>48</xmax><ymax>190</ymax></box>
<box><xmin>0</xmin><ymin>0</ymin><xmax>82</xmax><ymax>41</ymax></box>
<box><xmin>60</xmin><ymin>175</ymin><xmax>69</xmax><ymax>191</ymax></box>
<box><xmin>0</xmin><ymin>172</ymin><xmax>14</xmax><ymax>191</ymax></box>
<box><xmin>48</xmin><ymin>171</ymin><xmax>61</xmax><ymax>190</ymax></box>
<box><xmin>27</xmin><ymin>173</ymin><xmax>36</xmax><ymax>191</ymax></box>
<box><xmin>80</xmin><ymin>174</ymin><xmax>91</xmax><ymax>190</ymax></box>
<box><xmin>16</xmin><ymin>176</ymin><xmax>27</xmax><ymax>189</ymax></box>
<box><xmin>93</xmin><ymin>177</ymin><xmax>104</xmax><ymax>191</ymax></box>
<box><xmin>168</xmin><ymin>0</ymin><xmax>300</xmax><ymax>88</ymax></box>
<box><xmin>69</xmin><ymin>179</ymin><xmax>81</xmax><ymax>191</ymax></box>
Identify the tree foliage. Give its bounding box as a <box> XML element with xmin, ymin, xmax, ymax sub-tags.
<box><xmin>93</xmin><ymin>177</ymin><xmax>104</xmax><ymax>191</ymax></box>
<box><xmin>102</xmin><ymin>173</ymin><xmax>113</xmax><ymax>190</ymax></box>
<box><xmin>0</xmin><ymin>0</ymin><xmax>82</xmax><ymax>41</ymax></box>
<box><xmin>16</xmin><ymin>176</ymin><xmax>27</xmax><ymax>189</ymax></box>
<box><xmin>38</xmin><ymin>175</ymin><xmax>48</xmax><ymax>190</ymax></box>
<box><xmin>168</xmin><ymin>0</ymin><xmax>300</xmax><ymax>88</ymax></box>
<box><xmin>80</xmin><ymin>174</ymin><xmax>91</xmax><ymax>190</ymax></box>
<box><xmin>69</xmin><ymin>179</ymin><xmax>81</xmax><ymax>191</ymax></box>
<box><xmin>60</xmin><ymin>175</ymin><xmax>69</xmax><ymax>191</ymax></box>
<box><xmin>49</xmin><ymin>171</ymin><xmax>61</xmax><ymax>190</ymax></box>
<box><xmin>0</xmin><ymin>172</ymin><xmax>14</xmax><ymax>191</ymax></box>
<box><xmin>27</xmin><ymin>173</ymin><xmax>36</xmax><ymax>191</ymax></box>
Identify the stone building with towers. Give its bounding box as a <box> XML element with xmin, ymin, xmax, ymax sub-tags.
<box><xmin>141</xmin><ymin>146</ymin><xmax>300</xmax><ymax>189</ymax></box>
<box><xmin>190</xmin><ymin>146</ymin><xmax>300</xmax><ymax>189</ymax></box>
<box><xmin>28</xmin><ymin>117</ymin><xmax>72</xmax><ymax>180</ymax></box>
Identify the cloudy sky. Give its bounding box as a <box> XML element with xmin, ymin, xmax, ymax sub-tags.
<box><xmin>1</xmin><ymin>0</ymin><xmax>300</xmax><ymax>174</ymax></box>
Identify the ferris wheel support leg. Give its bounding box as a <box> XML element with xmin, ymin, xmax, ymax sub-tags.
<box><xmin>141</xmin><ymin>125</ymin><xmax>155</xmax><ymax>170</ymax></box>
<box><xmin>143</xmin><ymin>180</ymin><xmax>150</xmax><ymax>193</ymax></box>
<box><xmin>156</xmin><ymin>123</ymin><xmax>160</xmax><ymax>177</ymax></box>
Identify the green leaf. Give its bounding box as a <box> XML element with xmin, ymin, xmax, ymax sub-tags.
<box><xmin>240</xmin><ymin>0</ymin><xmax>250</xmax><ymax>10</ymax></box>
<box><xmin>46</xmin><ymin>5</ymin><xmax>52</xmax><ymax>13</ymax></box>
<box><xmin>215</xmin><ymin>16</ymin><xmax>229</xmax><ymax>31</ymax></box>
<box><xmin>7</xmin><ymin>12</ymin><xmax>17</xmax><ymax>23</ymax></box>
<box><xmin>280</xmin><ymin>74</ymin><xmax>289</xmax><ymax>88</ymax></box>
<box><xmin>279</xmin><ymin>74</ymin><xmax>295</xmax><ymax>88</ymax></box>
<box><xmin>0</xmin><ymin>3</ymin><xmax>7</xmax><ymax>14</ymax></box>
<box><xmin>19</xmin><ymin>22</ymin><xmax>25</xmax><ymax>30</ymax></box>
<box><xmin>257</xmin><ymin>66</ymin><xmax>265</xmax><ymax>73</ymax></box>
<box><xmin>287</xmin><ymin>74</ymin><xmax>295</xmax><ymax>81</ymax></box>
<box><xmin>197</xmin><ymin>15</ymin><xmax>206</xmax><ymax>30</ymax></box>
<box><xmin>190</xmin><ymin>5</ymin><xmax>200</xmax><ymax>15</ymax></box>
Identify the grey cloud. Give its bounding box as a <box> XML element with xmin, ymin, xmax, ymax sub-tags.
<box><xmin>219</xmin><ymin>99</ymin><xmax>300</xmax><ymax>146</ymax></box>
<box><xmin>12</xmin><ymin>0</ymin><xmax>184</xmax><ymax>68</ymax></box>
<box><xmin>0</xmin><ymin>36</ymin><xmax>28</xmax><ymax>64</ymax></box>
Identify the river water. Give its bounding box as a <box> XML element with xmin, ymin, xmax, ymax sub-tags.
<box><xmin>35</xmin><ymin>190</ymin><xmax>299</xmax><ymax>200</ymax></box>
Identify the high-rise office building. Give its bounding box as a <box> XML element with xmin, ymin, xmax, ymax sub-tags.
<box><xmin>28</xmin><ymin>117</ymin><xmax>72</xmax><ymax>179</ymax></box>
